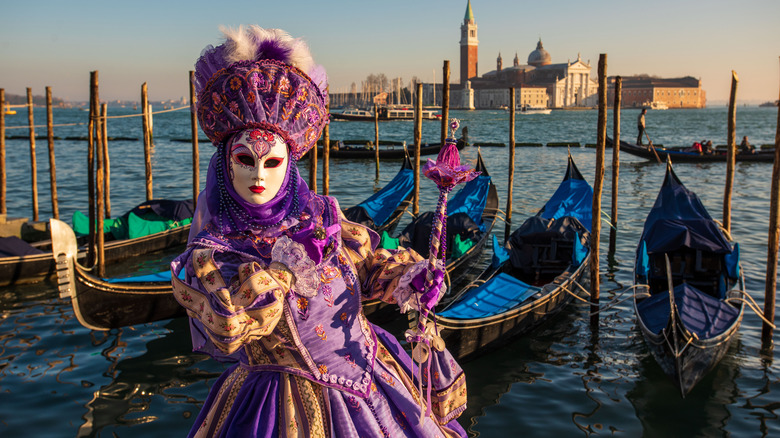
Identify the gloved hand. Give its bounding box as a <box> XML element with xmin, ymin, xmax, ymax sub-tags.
<box><xmin>410</xmin><ymin>266</ymin><xmax>446</xmax><ymax>312</ymax></box>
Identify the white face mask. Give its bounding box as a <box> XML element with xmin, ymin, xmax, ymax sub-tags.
<box><xmin>228</xmin><ymin>129</ymin><xmax>289</xmax><ymax>205</ymax></box>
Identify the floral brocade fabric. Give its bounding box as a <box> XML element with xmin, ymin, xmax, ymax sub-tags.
<box><xmin>171</xmin><ymin>194</ymin><xmax>467</xmax><ymax>437</ymax></box>
<box><xmin>196</xmin><ymin>59</ymin><xmax>328</xmax><ymax>161</ymax></box>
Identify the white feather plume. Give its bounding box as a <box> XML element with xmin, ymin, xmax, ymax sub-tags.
<box><xmin>218</xmin><ymin>25</ymin><xmax>316</xmax><ymax>76</ymax></box>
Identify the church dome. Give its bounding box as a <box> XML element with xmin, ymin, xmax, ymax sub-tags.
<box><xmin>528</xmin><ymin>39</ymin><xmax>551</xmax><ymax>66</ymax></box>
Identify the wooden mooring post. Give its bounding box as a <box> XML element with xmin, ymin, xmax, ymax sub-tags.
<box><xmin>309</xmin><ymin>114</ymin><xmax>318</xmax><ymax>193</ymax></box>
<box><xmin>723</xmin><ymin>71</ymin><xmax>738</xmax><ymax>234</ymax></box>
<box><xmin>322</xmin><ymin>99</ymin><xmax>330</xmax><ymax>196</ymax></box>
<box><xmin>87</xmin><ymin>71</ymin><xmax>98</xmax><ymax>266</ymax></box>
<box><xmin>590</xmin><ymin>54</ymin><xmax>608</xmax><ymax>322</ymax></box>
<box><xmin>440</xmin><ymin>61</ymin><xmax>450</xmax><ymax>147</ymax></box>
<box><xmin>1</xmin><ymin>88</ymin><xmax>7</xmax><ymax>215</ymax></box>
<box><xmin>46</xmin><ymin>87</ymin><xmax>59</xmax><ymax>219</ymax></box>
<box><xmin>374</xmin><ymin>103</ymin><xmax>379</xmax><ymax>180</ymax></box>
<box><xmin>505</xmin><ymin>88</ymin><xmax>515</xmax><ymax>241</ymax></box>
<box><xmin>609</xmin><ymin>77</ymin><xmax>622</xmax><ymax>254</ymax></box>
<box><xmin>413</xmin><ymin>83</ymin><xmax>422</xmax><ymax>216</ymax></box>
<box><xmin>141</xmin><ymin>82</ymin><xmax>153</xmax><ymax>201</ymax></box>
<box><xmin>101</xmin><ymin>103</ymin><xmax>110</xmax><ymax>219</ymax></box>
<box><xmin>189</xmin><ymin>71</ymin><xmax>199</xmax><ymax>207</ymax></box>
<box><xmin>96</xmin><ymin>99</ymin><xmax>105</xmax><ymax>278</ymax></box>
<box><xmin>762</xmin><ymin>59</ymin><xmax>780</xmax><ymax>345</ymax></box>
<box><xmin>26</xmin><ymin>88</ymin><xmax>38</xmax><ymax>222</ymax></box>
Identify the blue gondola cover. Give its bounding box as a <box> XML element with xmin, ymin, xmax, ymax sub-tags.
<box><xmin>356</xmin><ymin>166</ymin><xmax>414</xmax><ymax>227</ymax></box>
<box><xmin>438</xmin><ymin>272</ymin><xmax>541</xmax><ymax>319</ymax></box>
<box><xmin>448</xmin><ymin>174</ymin><xmax>492</xmax><ymax>231</ymax></box>
<box><xmin>636</xmin><ymin>283</ymin><xmax>740</xmax><ymax>339</ymax></box>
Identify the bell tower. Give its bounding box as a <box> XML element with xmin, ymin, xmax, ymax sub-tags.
<box><xmin>460</xmin><ymin>0</ymin><xmax>478</xmax><ymax>84</ymax></box>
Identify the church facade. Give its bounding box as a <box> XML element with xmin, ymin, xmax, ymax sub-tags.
<box><xmin>451</xmin><ymin>1</ymin><xmax>598</xmax><ymax>109</ymax></box>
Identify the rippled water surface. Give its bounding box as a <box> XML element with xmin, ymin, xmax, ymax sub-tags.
<box><xmin>1</xmin><ymin>106</ymin><xmax>778</xmax><ymax>437</ymax></box>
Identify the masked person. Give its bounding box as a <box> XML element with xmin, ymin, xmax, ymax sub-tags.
<box><xmin>171</xmin><ymin>26</ymin><xmax>467</xmax><ymax>437</ymax></box>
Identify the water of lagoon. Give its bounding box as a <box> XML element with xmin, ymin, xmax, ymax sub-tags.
<box><xmin>1</xmin><ymin>105</ymin><xmax>778</xmax><ymax>437</ymax></box>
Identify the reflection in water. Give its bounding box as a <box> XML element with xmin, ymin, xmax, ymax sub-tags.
<box><xmin>75</xmin><ymin>318</ymin><xmax>224</xmax><ymax>436</ymax></box>
<box><xmin>459</xmin><ymin>306</ymin><xmax>583</xmax><ymax>437</ymax></box>
<box><xmin>627</xmin><ymin>334</ymin><xmax>742</xmax><ymax>437</ymax></box>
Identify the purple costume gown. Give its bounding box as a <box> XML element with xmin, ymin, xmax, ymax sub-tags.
<box><xmin>172</xmin><ymin>187</ymin><xmax>467</xmax><ymax>437</ymax></box>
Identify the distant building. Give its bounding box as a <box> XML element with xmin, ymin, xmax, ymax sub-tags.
<box><xmin>608</xmin><ymin>76</ymin><xmax>706</xmax><ymax>108</ymax></box>
<box><xmin>451</xmin><ymin>2</ymin><xmax>597</xmax><ymax>109</ymax></box>
<box><xmin>460</xmin><ymin>0</ymin><xmax>478</xmax><ymax>84</ymax></box>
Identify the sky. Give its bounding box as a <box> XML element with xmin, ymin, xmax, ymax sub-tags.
<box><xmin>1</xmin><ymin>0</ymin><xmax>778</xmax><ymax>105</ymax></box>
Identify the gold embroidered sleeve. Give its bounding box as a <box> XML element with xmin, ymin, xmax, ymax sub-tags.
<box><xmin>173</xmin><ymin>255</ymin><xmax>294</xmax><ymax>355</ymax></box>
<box><xmin>339</xmin><ymin>218</ymin><xmax>425</xmax><ymax>303</ymax></box>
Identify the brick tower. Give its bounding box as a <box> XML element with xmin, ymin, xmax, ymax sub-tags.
<box><xmin>460</xmin><ymin>0</ymin><xmax>478</xmax><ymax>84</ymax></box>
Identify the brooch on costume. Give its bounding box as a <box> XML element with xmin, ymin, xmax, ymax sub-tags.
<box><xmin>272</xmin><ymin>235</ymin><xmax>319</xmax><ymax>297</ymax></box>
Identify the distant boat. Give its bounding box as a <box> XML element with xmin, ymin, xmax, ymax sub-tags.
<box><xmin>331</xmin><ymin>105</ymin><xmax>440</xmax><ymax>121</ymax></box>
<box><xmin>607</xmin><ymin>137</ymin><xmax>775</xmax><ymax>163</ymax></box>
<box><xmin>644</xmin><ymin>101</ymin><xmax>669</xmax><ymax>110</ymax></box>
<box><xmin>3</xmin><ymin>104</ymin><xmax>15</xmax><ymax>115</ymax></box>
<box><xmin>759</xmin><ymin>100</ymin><xmax>779</xmax><ymax>108</ymax></box>
<box><xmin>516</xmin><ymin>104</ymin><xmax>551</xmax><ymax>115</ymax></box>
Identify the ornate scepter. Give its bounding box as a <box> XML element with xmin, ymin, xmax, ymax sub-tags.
<box><xmin>406</xmin><ymin>118</ymin><xmax>479</xmax><ymax>421</ymax></box>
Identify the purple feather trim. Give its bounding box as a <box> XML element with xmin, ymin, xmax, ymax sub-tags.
<box><xmin>256</xmin><ymin>39</ymin><xmax>292</xmax><ymax>64</ymax></box>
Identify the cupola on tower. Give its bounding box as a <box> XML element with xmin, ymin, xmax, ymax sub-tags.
<box><xmin>460</xmin><ymin>0</ymin><xmax>478</xmax><ymax>84</ymax></box>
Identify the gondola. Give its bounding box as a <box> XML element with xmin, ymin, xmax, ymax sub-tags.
<box><xmin>310</xmin><ymin>140</ymin><xmax>463</xmax><ymax>160</ymax></box>
<box><xmin>607</xmin><ymin>137</ymin><xmax>775</xmax><ymax>163</ymax></box>
<box><xmin>434</xmin><ymin>153</ymin><xmax>593</xmax><ymax>362</ymax></box>
<box><xmin>0</xmin><ymin>199</ymin><xmax>193</xmax><ymax>286</ymax></box>
<box><xmin>50</xmin><ymin>159</ymin><xmax>429</xmax><ymax>330</ymax></box>
<box><xmin>362</xmin><ymin>150</ymin><xmax>500</xmax><ymax>322</ymax></box>
<box><xmin>50</xmin><ymin>217</ymin><xmax>186</xmax><ymax>330</ymax></box>
<box><xmin>632</xmin><ymin>159</ymin><xmax>744</xmax><ymax>397</ymax></box>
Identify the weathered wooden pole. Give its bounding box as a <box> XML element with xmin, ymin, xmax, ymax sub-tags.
<box><xmin>189</xmin><ymin>71</ymin><xmax>199</xmax><ymax>207</ymax></box>
<box><xmin>148</xmin><ymin>103</ymin><xmax>154</xmax><ymax>142</ymax></box>
<box><xmin>141</xmin><ymin>82</ymin><xmax>153</xmax><ymax>201</ymax></box>
<box><xmin>322</xmin><ymin>99</ymin><xmax>330</xmax><ymax>196</ymax></box>
<box><xmin>96</xmin><ymin>99</ymin><xmax>105</xmax><ymax>278</ymax></box>
<box><xmin>87</xmin><ymin>71</ymin><xmax>98</xmax><ymax>266</ymax></box>
<box><xmin>762</xmin><ymin>60</ymin><xmax>780</xmax><ymax>345</ymax></box>
<box><xmin>45</xmin><ymin>87</ymin><xmax>59</xmax><ymax>219</ymax></box>
<box><xmin>505</xmin><ymin>88</ymin><xmax>515</xmax><ymax>241</ymax></box>
<box><xmin>413</xmin><ymin>83</ymin><xmax>422</xmax><ymax>216</ymax></box>
<box><xmin>440</xmin><ymin>60</ymin><xmax>450</xmax><ymax>147</ymax></box>
<box><xmin>590</xmin><ymin>54</ymin><xmax>608</xmax><ymax>322</ymax></box>
<box><xmin>309</xmin><ymin>132</ymin><xmax>318</xmax><ymax>194</ymax></box>
<box><xmin>723</xmin><ymin>71</ymin><xmax>738</xmax><ymax>234</ymax></box>
<box><xmin>609</xmin><ymin>77</ymin><xmax>622</xmax><ymax>254</ymax></box>
<box><xmin>1</xmin><ymin>89</ymin><xmax>7</xmax><ymax>215</ymax></box>
<box><xmin>374</xmin><ymin>103</ymin><xmax>380</xmax><ymax>180</ymax></box>
<box><xmin>101</xmin><ymin>103</ymin><xmax>111</xmax><ymax>219</ymax></box>
<box><xmin>26</xmin><ymin>88</ymin><xmax>39</xmax><ymax>221</ymax></box>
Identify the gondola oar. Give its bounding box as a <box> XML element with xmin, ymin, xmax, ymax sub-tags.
<box><xmin>644</xmin><ymin>129</ymin><xmax>662</xmax><ymax>163</ymax></box>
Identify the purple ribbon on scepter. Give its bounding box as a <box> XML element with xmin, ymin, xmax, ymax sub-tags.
<box><xmin>407</xmin><ymin>118</ymin><xmax>479</xmax><ymax>422</ymax></box>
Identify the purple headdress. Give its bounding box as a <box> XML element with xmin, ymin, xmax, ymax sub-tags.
<box><xmin>194</xmin><ymin>25</ymin><xmax>329</xmax><ymax>161</ymax></box>
<box><xmin>188</xmin><ymin>26</ymin><xmax>328</xmax><ymax>239</ymax></box>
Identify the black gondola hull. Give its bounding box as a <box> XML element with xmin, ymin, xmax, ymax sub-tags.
<box><xmin>634</xmin><ymin>288</ymin><xmax>744</xmax><ymax>396</ymax></box>
<box><xmin>608</xmin><ymin>137</ymin><xmax>775</xmax><ymax>163</ymax></box>
<box><xmin>436</xmin><ymin>258</ymin><xmax>590</xmax><ymax>362</ymax></box>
